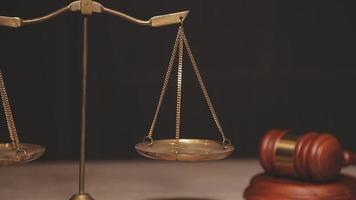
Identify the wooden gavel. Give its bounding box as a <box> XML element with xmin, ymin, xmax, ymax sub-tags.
<box><xmin>259</xmin><ymin>129</ymin><xmax>356</xmax><ymax>182</ymax></box>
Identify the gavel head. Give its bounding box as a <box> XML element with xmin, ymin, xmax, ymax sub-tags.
<box><xmin>259</xmin><ymin>129</ymin><xmax>345</xmax><ymax>182</ymax></box>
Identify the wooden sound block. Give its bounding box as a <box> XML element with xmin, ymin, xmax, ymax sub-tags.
<box><xmin>244</xmin><ymin>173</ymin><xmax>356</xmax><ymax>200</ymax></box>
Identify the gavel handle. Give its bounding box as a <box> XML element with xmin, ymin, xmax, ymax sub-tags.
<box><xmin>343</xmin><ymin>150</ymin><xmax>356</xmax><ymax>166</ymax></box>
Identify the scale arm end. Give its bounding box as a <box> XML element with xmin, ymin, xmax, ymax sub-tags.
<box><xmin>100</xmin><ymin>3</ymin><xmax>189</xmax><ymax>27</ymax></box>
<box><xmin>0</xmin><ymin>16</ymin><xmax>22</xmax><ymax>28</ymax></box>
<box><xmin>149</xmin><ymin>11</ymin><xmax>189</xmax><ymax>27</ymax></box>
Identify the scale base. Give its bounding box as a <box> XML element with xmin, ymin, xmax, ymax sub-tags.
<box><xmin>69</xmin><ymin>193</ymin><xmax>94</xmax><ymax>200</ymax></box>
<box><xmin>244</xmin><ymin>173</ymin><xmax>356</xmax><ymax>200</ymax></box>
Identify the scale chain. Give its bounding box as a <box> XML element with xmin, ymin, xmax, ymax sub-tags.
<box><xmin>181</xmin><ymin>29</ymin><xmax>229</xmax><ymax>144</ymax></box>
<box><xmin>0</xmin><ymin>71</ymin><xmax>22</xmax><ymax>151</ymax></box>
<box><xmin>175</xmin><ymin>27</ymin><xmax>184</xmax><ymax>143</ymax></box>
<box><xmin>145</xmin><ymin>26</ymin><xmax>230</xmax><ymax>147</ymax></box>
<box><xmin>147</xmin><ymin>26</ymin><xmax>183</xmax><ymax>141</ymax></box>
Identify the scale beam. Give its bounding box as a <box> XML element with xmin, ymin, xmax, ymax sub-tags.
<box><xmin>0</xmin><ymin>1</ymin><xmax>189</xmax><ymax>28</ymax></box>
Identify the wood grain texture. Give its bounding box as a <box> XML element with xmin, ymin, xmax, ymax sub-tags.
<box><xmin>244</xmin><ymin>173</ymin><xmax>356</xmax><ymax>200</ymax></box>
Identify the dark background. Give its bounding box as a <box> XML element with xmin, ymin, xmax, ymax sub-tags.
<box><xmin>0</xmin><ymin>0</ymin><xmax>355</xmax><ymax>160</ymax></box>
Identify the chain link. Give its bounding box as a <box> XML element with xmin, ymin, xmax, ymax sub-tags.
<box><xmin>147</xmin><ymin>26</ymin><xmax>183</xmax><ymax>138</ymax></box>
<box><xmin>0</xmin><ymin>71</ymin><xmax>22</xmax><ymax>151</ymax></box>
<box><xmin>181</xmin><ymin>29</ymin><xmax>227</xmax><ymax>142</ymax></box>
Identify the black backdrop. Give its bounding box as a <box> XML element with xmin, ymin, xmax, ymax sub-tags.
<box><xmin>0</xmin><ymin>0</ymin><xmax>355</xmax><ymax>160</ymax></box>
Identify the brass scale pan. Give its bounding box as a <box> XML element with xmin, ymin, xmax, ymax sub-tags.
<box><xmin>136</xmin><ymin>139</ymin><xmax>234</xmax><ymax>161</ymax></box>
<box><xmin>135</xmin><ymin>26</ymin><xmax>234</xmax><ymax>161</ymax></box>
<box><xmin>0</xmin><ymin>71</ymin><xmax>45</xmax><ymax>165</ymax></box>
<box><xmin>0</xmin><ymin>143</ymin><xmax>45</xmax><ymax>165</ymax></box>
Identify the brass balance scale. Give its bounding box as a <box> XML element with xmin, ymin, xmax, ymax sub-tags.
<box><xmin>0</xmin><ymin>0</ymin><xmax>234</xmax><ymax>199</ymax></box>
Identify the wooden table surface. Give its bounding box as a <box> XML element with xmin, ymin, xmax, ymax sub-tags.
<box><xmin>1</xmin><ymin>159</ymin><xmax>355</xmax><ymax>200</ymax></box>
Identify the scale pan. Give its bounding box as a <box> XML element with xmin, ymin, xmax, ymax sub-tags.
<box><xmin>135</xmin><ymin>139</ymin><xmax>234</xmax><ymax>161</ymax></box>
<box><xmin>0</xmin><ymin>143</ymin><xmax>45</xmax><ymax>165</ymax></box>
